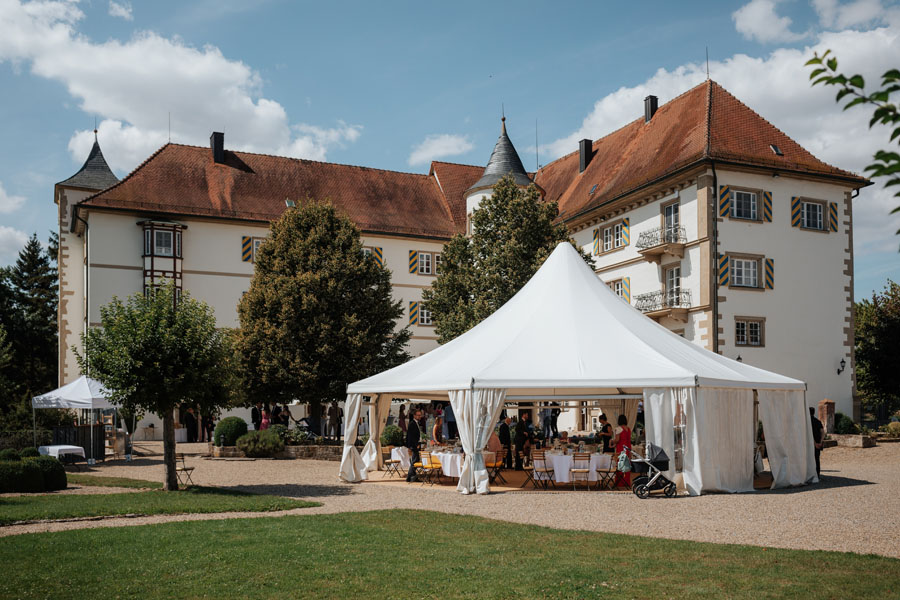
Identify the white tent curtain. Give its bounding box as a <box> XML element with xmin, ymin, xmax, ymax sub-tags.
<box><xmin>449</xmin><ymin>387</ymin><xmax>507</xmax><ymax>495</ymax></box>
<box><xmin>643</xmin><ymin>388</ymin><xmax>678</xmax><ymax>483</ymax></box>
<box><xmin>682</xmin><ymin>387</ymin><xmax>754</xmax><ymax>495</ymax></box>
<box><xmin>338</xmin><ymin>393</ymin><xmax>368</xmax><ymax>483</ymax></box>
<box><xmin>361</xmin><ymin>394</ymin><xmax>392</xmax><ymax>472</ymax></box>
<box><xmin>758</xmin><ymin>390</ymin><xmax>818</xmax><ymax>487</ymax></box>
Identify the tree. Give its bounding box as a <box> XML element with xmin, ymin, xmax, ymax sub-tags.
<box><xmin>806</xmin><ymin>51</ymin><xmax>900</xmax><ymax>247</ymax></box>
<box><xmin>423</xmin><ymin>175</ymin><xmax>590</xmax><ymax>343</ymax></box>
<box><xmin>235</xmin><ymin>201</ymin><xmax>410</xmax><ymax>429</ymax></box>
<box><xmin>0</xmin><ymin>324</ymin><xmax>13</xmax><ymax>407</ymax></box>
<box><xmin>77</xmin><ymin>283</ymin><xmax>236</xmax><ymax>490</ymax></box>
<box><xmin>855</xmin><ymin>280</ymin><xmax>900</xmax><ymax>421</ymax></box>
<box><xmin>0</xmin><ymin>233</ymin><xmax>61</xmax><ymax>431</ymax></box>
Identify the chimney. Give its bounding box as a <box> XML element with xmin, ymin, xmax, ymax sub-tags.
<box><xmin>579</xmin><ymin>138</ymin><xmax>593</xmax><ymax>173</ymax></box>
<box><xmin>644</xmin><ymin>95</ymin><xmax>658</xmax><ymax>123</ymax></box>
<box><xmin>210</xmin><ymin>132</ymin><xmax>225</xmax><ymax>164</ymax></box>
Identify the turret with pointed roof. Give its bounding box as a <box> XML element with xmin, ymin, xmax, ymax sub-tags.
<box><xmin>58</xmin><ymin>131</ymin><xmax>119</xmax><ymax>191</ymax></box>
<box><xmin>466</xmin><ymin>117</ymin><xmax>535</xmax><ymax>195</ymax></box>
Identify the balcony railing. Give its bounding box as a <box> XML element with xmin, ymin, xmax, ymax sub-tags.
<box><xmin>636</xmin><ymin>226</ymin><xmax>687</xmax><ymax>250</ymax></box>
<box><xmin>634</xmin><ymin>289</ymin><xmax>692</xmax><ymax>314</ymax></box>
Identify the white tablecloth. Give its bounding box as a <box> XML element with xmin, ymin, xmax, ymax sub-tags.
<box><xmin>391</xmin><ymin>447</ymin><xmax>410</xmax><ymax>470</ymax></box>
<box><xmin>39</xmin><ymin>445</ymin><xmax>85</xmax><ymax>459</ymax></box>
<box><xmin>175</xmin><ymin>428</ymin><xmax>187</xmax><ymax>443</ymax></box>
<box><xmin>536</xmin><ymin>453</ymin><xmax>611</xmax><ymax>483</ymax></box>
<box><xmin>433</xmin><ymin>451</ymin><xmax>496</xmax><ymax>478</ymax></box>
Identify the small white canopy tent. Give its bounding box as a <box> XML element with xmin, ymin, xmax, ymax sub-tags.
<box><xmin>339</xmin><ymin>243</ymin><xmax>817</xmax><ymax>494</ymax></box>
<box><xmin>32</xmin><ymin>375</ymin><xmax>114</xmax><ymax>460</ymax></box>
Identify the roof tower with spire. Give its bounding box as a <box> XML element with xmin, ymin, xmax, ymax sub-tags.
<box><xmin>466</xmin><ymin>117</ymin><xmax>533</xmax><ymax>195</ymax></box>
<box><xmin>57</xmin><ymin>130</ymin><xmax>119</xmax><ymax>191</ymax></box>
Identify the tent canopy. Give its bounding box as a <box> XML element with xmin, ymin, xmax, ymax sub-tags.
<box><xmin>348</xmin><ymin>242</ymin><xmax>804</xmax><ymax>396</ymax></box>
<box><xmin>32</xmin><ymin>375</ymin><xmax>114</xmax><ymax>410</ymax></box>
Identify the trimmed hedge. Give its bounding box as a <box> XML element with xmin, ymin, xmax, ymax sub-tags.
<box><xmin>834</xmin><ymin>412</ymin><xmax>858</xmax><ymax>435</ymax></box>
<box><xmin>214</xmin><ymin>417</ymin><xmax>248</xmax><ymax>447</ymax></box>
<box><xmin>19</xmin><ymin>447</ymin><xmax>40</xmax><ymax>458</ymax></box>
<box><xmin>0</xmin><ymin>448</ymin><xmax>20</xmax><ymax>461</ymax></box>
<box><xmin>236</xmin><ymin>430</ymin><xmax>284</xmax><ymax>458</ymax></box>
<box><xmin>0</xmin><ymin>456</ymin><xmax>68</xmax><ymax>493</ymax></box>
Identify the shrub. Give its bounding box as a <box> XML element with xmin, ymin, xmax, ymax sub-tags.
<box><xmin>19</xmin><ymin>447</ymin><xmax>40</xmax><ymax>458</ymax></box>
<box><xmin>0</xmin><ymin>448</ymin><xmax>20</xmax><ymax>461</ymax></box>
<box><xmin>214</xmin><ymin>417</ymin><xmax>248</xmax><ymax>447</ymax></box>
<box><xmin>236</xmin><ymin>430</ymin><xmax>285</xmax><ymax>458</ymax></box>
<box><xmin>834</xmin><ymin>412</ymin><xmax>858</xmax><ymax>435</ymax></box>
<box><xmin>29</xmin><ymin>455</ymin><xmax>67</xmax><ymax>491</ymax></box>
<box><xmin>357</xmin><ymin>434</ymin><xmax>369</xmax><ymax>447</ymax></box>
<box><xmin>289</xmin><ymin>429</ymin><xmax>309</xmax><ymax>445</ymax></box>
<box><xmin>0</xmin><ymin>460</ymin><xmax>44</xmax><ymax>493</ymax></box>
<box><xmin>881</xmin><ymin>421</ymin><xmax>900</xmax><ymax>437</ymax></box>
<box><xmin>380</xmin><ymin>425</ymin><xmax>404</xmax><ymax>447</ymax></box>
<box><xmin>268</xmin><ymin>424</ymin><xmax>290</xmax><ymax>444</ymax></box>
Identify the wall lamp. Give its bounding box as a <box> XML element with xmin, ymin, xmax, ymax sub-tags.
<box><xmin>837</xmin><ymin>358</ymin><xmax>846</xmax><ymax>375</ymax></box>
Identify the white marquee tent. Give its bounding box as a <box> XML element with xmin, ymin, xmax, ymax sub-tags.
<box><xmin>32</xmin><ymin>375</ymin><xmax>114</xmax><ymax>459</ymax></box>
<box><xmin>339</xmin><ymin>242</ymin><xmax>818</xmax><ymax>495</ymax></box>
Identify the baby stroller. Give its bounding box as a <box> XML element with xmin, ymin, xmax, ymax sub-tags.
<box><xmin>629</xmin><ymin>443</ymin><xmax>677</xmax><ymax>499</ymax></box>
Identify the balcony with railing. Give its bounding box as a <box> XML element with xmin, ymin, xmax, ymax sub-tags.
<box><xmin>636</xmin><ymin>226</ymin><xmax>687</xmax><ymax>263</ymax></box>
<box><xmin>633</xmin><ymin>289</ymin><xmax>692</xmax><ymax>322</ymax></box>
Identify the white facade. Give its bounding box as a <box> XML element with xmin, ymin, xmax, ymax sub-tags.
<box><xmin>567</xmin><ymin>166</ymin><xmax>856</xmax><ymax>420</ymax></box>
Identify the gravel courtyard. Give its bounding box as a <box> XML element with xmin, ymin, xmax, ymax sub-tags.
<box><xmin>3</xmin><ymin>443</ymin><xmax>898</xmax><ymax>558</ymax></box>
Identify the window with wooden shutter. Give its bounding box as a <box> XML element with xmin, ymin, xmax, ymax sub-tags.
<box><xmin>408</xmin><ymin>250</ymin><xmax>418</xmax><ymax>273</ymax></box>
<box><xmin>622</xmin><ymin>217</ymin><xmax>630</xmax><ymax>245</ymax></box>
<box><xmin>765</xmin><ymin>258</ymin><xmax>774</xmax><ymax>290</ymax></box>
<box><xmin>592</xmin><ymin>229</ymin><xmax>599</xmax><ymax>255</ymax></box>
<box><xmin>719</xmin><ymin>185</ymin><xmax>731</xmax><ymax>217</ymax></box>
<box><xmin>763</xmin><ymin>191</ymin><xmax>773</xmax><ymax>222</ymax></box>
<box><xmin>241</xmin><ymin>236</ymin><xmax>252</xmax><ymax>262</ymax></box>
<box><xmin>790</xmin><ymin>197</ymin><xmax>802</xmax><ymax>227</ymax></box>
<box><xmin>829</xmin><ymin>202</ymin><xmax>839</xmax><ymax>232</ymax></box>
<box><xmin>408</xmin><ymin>301</ymin><xmax>419</xmax><ymax>326</ymax></box>
<box><xmin>718</xmin><ymin>253</ymin><xmax>729</xmax><ymax>286</ymax></box>
<box><xmin>623</xmin><ymin>276</ymin><xmax>631</xmax><ymax>303</ymax></box>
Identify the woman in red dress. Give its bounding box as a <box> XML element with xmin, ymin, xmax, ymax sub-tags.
<box><xmin>612</xmin><ymin>414</ymin><xmax>632</xmax><ymax>489</ymax></box>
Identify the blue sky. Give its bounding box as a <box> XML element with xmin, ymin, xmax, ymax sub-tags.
<box><xmin>0</xmin><ymin>0</ymin><xmax>898</xmax><ymax>296</ymax></box>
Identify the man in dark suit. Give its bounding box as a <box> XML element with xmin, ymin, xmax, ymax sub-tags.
<box><xmin>183</xmin><ymin>407</ymin><xmax>197</xmax><ymax>443</ymax></box>
<box><xmin>810</xmin><ymin>407</ymin><xmax>825</xmax><ymax>477</ymax></box>
<box><xmin>498</xmin><ymin>416</ymin><xmax>512</xmax><ymax>469</ymax></box>
<box><xmin>406</xmin><ymin>408</ymin><xmax>423</xmax><ymax>482</ymax></box>
<box><xmin>250</xmin><ymin>401</ymin><xmax>263</xmax><ymax>431</ymax></box>
<box><xmin>514</xmin><ymin>412</ymin><xmax>532</xmax><ymax>470</ymax></box>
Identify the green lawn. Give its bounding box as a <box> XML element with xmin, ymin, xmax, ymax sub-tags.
<box><xmin>66</xmin><ymin>473</ymin><xmax>163</xmax><ymax>489</ymax></box>
<box><xmin>0</xmin><ymin>486</ymin><xmax>318</xmax><ymax>525</ymax></box>
<box><xmin>0</xmin><ymin>510</ymin><xmax>896</xmax><ymax>599</ymax></box>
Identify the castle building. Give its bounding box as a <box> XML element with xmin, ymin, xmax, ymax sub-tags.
<box><xmin>55</xmin><ymin>80</ymin><xmax>868</xmax><ymax>436</ymax></box>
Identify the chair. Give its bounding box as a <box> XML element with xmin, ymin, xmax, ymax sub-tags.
<box><xmin>175</xmin><ymin>453</ymin><xmax>195</xmax><ymax>487</ymax></box>
<box><xmin>487</xmin><ymin>449</ymin><xmax>507</xmax><ymax>484</ymax></box>
<box><xmin>531</xmin><ymin>450</ymin><xmax>556</xmax><ymax>490</ymax></box>
<box><xmin>383</xmin><ymin>449</ymin><xmax>403</xmax><ymax>479</ymax></box>
<box><xmin>418</xmin><ymin>451</ymin><xmax>442</xmax><ymax>485</ymax></box>
<box><xmin>595</xmin><ymin>453</ymin><xmax>616</xmax><ymax>491</ymax></box>
<box><xmin>518</xmin><ymin>451</ymin><xmax>539</xmax><ymax>489</ymax></box>
<box><xmin>570</xmin><ymin>452</ymin><xmax>592</xmax><ymax>491</ymax></box>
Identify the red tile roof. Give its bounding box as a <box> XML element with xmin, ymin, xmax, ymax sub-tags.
<box><xmin>80</xmin><ymin>81</ymin><xmax>867</xmax><ymax>236</ymax></box>
<box><xmin>536</xmin><ymin>80</ymin><xmax>869</xmax><ymax>222</ymax></box>
<box><xmin>81</xmin><ymin>145</ymin><xmax>467</xmax><ymax>238</ymax></box>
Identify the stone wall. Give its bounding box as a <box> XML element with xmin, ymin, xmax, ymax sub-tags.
<box><xmin>211</xmin><ymin>444</ymin><xmax>344</xmax><ymax>460</ymax></box>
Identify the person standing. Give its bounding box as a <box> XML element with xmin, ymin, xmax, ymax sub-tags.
<box><xmin>251</xmin><ymin>401</ymin><xmax>263</xmax><ymax>431</ymax></box>
<box><xmin>183</xmin><ymin>407</ymin><xmax>197</xmax><ymax>443</ymax></box>
<box><xmin>444</xmin><ymin>403</ymin><xmax>457</xmax><ymax>439</ymax></box>
<box><xmin>810</xmin><ymin>407</ymin><xmax>825</xmax><ymax>477</ymax></box>
<box><xmin>597</xmin><ymin>414</ymin><xmax>613</xmax><ymax>453</ymax></box>
<box><xmin>406</xmin><ymin>408</ymin><xmax>423</xmax><ymax>482</ymax></box>
<box><xmin>514</xmin><ymin>412</ymin><xmax>532</xmax><ymax>470</ymax></box>
<box><xmin>499</xmin><ymin>416</ymin><xmax>513</xmax><ymax>469</ymax></box>
<box><xmin>398</xmin><ymin>405</ymin><xmax>407</xmax><ymax>434</ymax></box>
<box><xmin>540</xmin><ymin>407</ymin><xmax>552</xmax><ymax>441</ymax></box>
<box><xmin>550</xmin><ymin>404</ymin><xmax>561</xmax><ymax>440</ymax></box>
<box><xmin>612</xmin><ymin>414</ymin><xmax>632</xmax><ymax>488</ymax></box>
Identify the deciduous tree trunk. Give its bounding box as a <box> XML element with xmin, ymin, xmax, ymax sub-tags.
<box><xmin>163</xmin><ymin>408</ymin><xmax>179</xmax><ymax>491</ymax></box>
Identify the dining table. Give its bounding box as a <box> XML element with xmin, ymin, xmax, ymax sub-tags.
<box><xmin>535</xmin><ymin>452</ymin><xmax>612</xmax><ymax>484</ymax></box>
<box><xmin>432</xmin><ymin>450</ymin><xmax>496</xmax><ymax>479</ymax></box>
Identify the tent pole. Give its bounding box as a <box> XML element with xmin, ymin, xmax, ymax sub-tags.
<box><xmin>32</xmin><ymin>406</ymin><xmax>36</xmax><ymax>447</ymax></box>
<box><xmin>90</xmin><ymin>409</ymin><xmax>94</xmax><ymax>462</ymax></box>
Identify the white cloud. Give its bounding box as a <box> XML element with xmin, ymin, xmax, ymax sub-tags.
<box><xmin>408</xmin><ymin>134</ymin><xmax>474</xmax><ymax>166</ymax></box>
<box><xmin>733</xmin><ymin>0</ymin><xmax>808</xmax><ymax>43</ymax></box>
<box><xmin>0</xmin><ymin>181</ymin><xmax>25</xmax><ymax>214</ymax></box>
<box><xmin>108</xmin><ymin>1</ymin><xmax>132</xmax><ymax>21</ymax></box>
<box><xmin>0</xmin><ymin>0</ymin><xmax>361</xmax><ymax>174</ymax></box>
<box><xmin>0</xmin><ymin>226</ymin><xmax>28</xmax><ymax>265</ymax></box>
<box><xmin>542</xmin><ymin>24</ymin><xmax>900</xmax><ymax>260</ymax></box>
<box><xmin>813</xmin><ymin>0</ymin><xmax>886</xmax><ymax>28</ymax></box>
